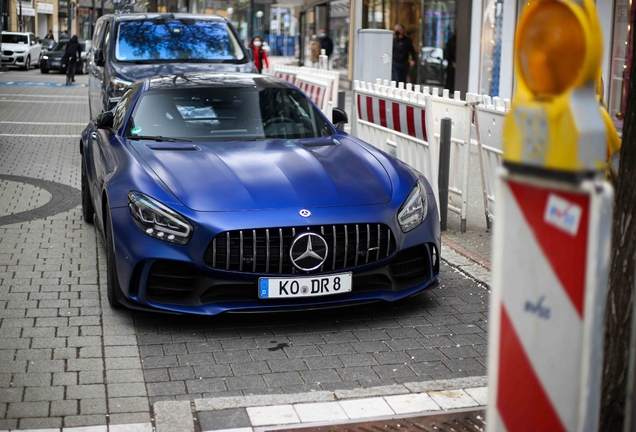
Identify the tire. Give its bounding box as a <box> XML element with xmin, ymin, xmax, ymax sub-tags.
<box><xmin>81</xmin><ymin>158</ymin><xmax>94</xmax><ymax>224</ymax></box>
<box><xmin>22</xmin><ymin>55</ymin><xmax>30</xmax><ymax>71</ymax></box>
<box><xmin>104</xmin><ymin>209</ymin><xmax>124</xmax><ymax>309</ymax></box>
<box><xmin>81</xmin><ymin>60</ymin><xmax>87</xmax><ymax>75</ymax></box>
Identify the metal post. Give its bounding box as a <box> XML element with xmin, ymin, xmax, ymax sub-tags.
<box><xmin>438</xmin><ymin>117</ymin><xmax>452</xmax><ymax>231</ymax></box>
<box><xmin>624</xmin><ymin>268</ymin><xmax>636</xmax><ymax>432</ymax></box>
<box><xmin>337</xmin><ymin>90</ymin><xmax>345</xmax><ymax>109</ymax></box>
<box><xmin>18</xmin><ymin>0</ymin><xmax>22</xmax><ymax>31</ymax></box>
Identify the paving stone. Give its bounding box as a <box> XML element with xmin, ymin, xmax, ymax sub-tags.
<box><xmin>147</xmin><ymin>381</ymin><xmax>187</xmax><ymax>397</ymax></box>
<box><xmin>6</xmin><ymin>401</ymin><xmax>50</xmax><ymax>418</ymax></box>
<box><xmin>80</xmin><ymin>398</ymin><xmax>108</xmax><ymax>415</ymax></box>
<box><xmin>108</xmin><ymin>382</ymin><xmax>147</xmax><ymax>398</ymax></box>
<box><xmin>11</xmin><ymin>372</ymin><xmax>52</xmax><ymax>387</ymax></box>
<box><xmin>68</xmin><ymin>358</ymin><xmax>104</xmax><ymax>371</ymax></box>
<box><xmin>67</xmin><ymin>384</ymin><xmax>106</xmax><ymax>400</ymax></box>
<box><xmin>51</xmin><ymin>399</ymin><xmax>78</xmax><ymax>416</ymax></box>
<box><xmin>108</xmin><ymin>397</ymin><xmax>150</xmax><ymax>413</ymax></box>
<box><xmin>225</xmin><ymin>375</ymin><xmax>267</xmax><ymax>391</ymax></box>
<box><xmin>338</xmin><ymin>353</ymin><xmax>379</xmax><ymax>367</ymax></box>
<box><xmin>63</xmin><ymin>414</ymin><xmax>107</xmax><ymax>427</ymax></box>
<box><xmin>304</xmin><ymin>356</ymin><xmax>344</xmax><ymax>370</ymax></box>
<box><xmin>338</xmin><ymin>366</ymin><xmax>380</xmax><ymax>381</ymax></box>
<box><xmin>0</xmin><ymin>388</ymin><xmax>24</xmax><ymax>403</ymax></box>
<box><xmin>197</xmin><ymin>407</ymin><xmax>251</xmax><ymax>431</ymax></box>
<box><xmin>186</xmin><ymin>378</ymin><xmax>226</xmax><ymax>393</ymax></box>
<box><xmin>19</xmin><ymin>416</ymin><xmax>63</xmax><ymax>429</ymax></box>
<box><xmin>300</xmin><ymin>368</ymin><xmax>342</xmax><ymax>384</ymax></box>
<box><xmin>24</xmin><ymin>385</ymin><xmax>64</xmax><ymax>402</ymax></box>
<box><xmin>79</xmin><ymin>370</ymin><xmax>104</xmax><ymax>385</ymax></box>
<box><xmin>231</xmin><ymin>361</ymin><xmax>270</xmax><ymax>376</ymax></box>
<box><xmin>141</xmin><ymin>356</ymin><xmax>178</xmax><ymax>369</ymax></box>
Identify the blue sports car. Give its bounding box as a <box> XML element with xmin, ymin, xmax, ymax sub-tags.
<box><xmin>80</xmin><ymin>72</ymin><xmax>440</xmax><ymax>315</ymax></box>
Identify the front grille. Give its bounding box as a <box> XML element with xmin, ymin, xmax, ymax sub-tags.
<box><xmin>204</xmin><ymin>224</ymin><xmax>397</xmax><ymax>275</ymax></box>
<box><xmin>3</xmin><ymin>50</ymin><xmax>13</xmax><ymax>55</ymax></box>
<box><xmin>146</xmin><ymin>260</ymin><xmax>198</xmax><ymax>300</ymax></box>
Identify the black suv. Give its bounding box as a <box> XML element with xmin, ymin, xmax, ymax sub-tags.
<box><xmin>88</xmin><ymin>13</ymin><xmax>255</xmax><ymax>117</ymax></box>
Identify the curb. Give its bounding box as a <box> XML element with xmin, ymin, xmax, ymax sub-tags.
<box><xmin>153</xmin><ymin>376</ymin><xmax>488</xmax><ymax>432</ymax></box>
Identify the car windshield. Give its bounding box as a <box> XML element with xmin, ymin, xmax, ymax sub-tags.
<box><xmin>52</xmin><ymin>41</ymin><xmax>68</xmax><ymax>51</ymax></box>
<box><xmin>115</xmin><ymin>19</ymin><xmax>245</xmax><ymax>62</ymax></box>
<box><xmin>127</xmin><ymin>86</ymin><xmax>332</xmax><ymax>141</ymax></box>
<box><xmin>2</xmin><ymin>34</ymin><xmax>28</xmax><ymax>44</ymax></box>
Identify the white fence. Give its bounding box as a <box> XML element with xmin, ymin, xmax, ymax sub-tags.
<box><xmin>352</xmin><ymin>79</ymin><xmax>510</xmax><ymax>230</ymax></box>
<box><xmin>474</xmin><ymin>96</ymin><xmax>510</xmax><ymax>228</ymax></box>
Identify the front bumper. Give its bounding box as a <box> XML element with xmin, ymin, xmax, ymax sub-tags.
<box><xmin>108</xmin><ymin>196</ymin><xmax>441</xmax><ymax>316</ymax></box>
<box><xmin>2</xmin><ymin>54</ymin><xmax>27</xmax><ymax>66</ymax></box>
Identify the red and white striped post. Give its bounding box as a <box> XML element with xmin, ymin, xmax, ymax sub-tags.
<box><xmin>487</xmin><ymin>1</ymin><xmax>613</xmax><ymax>431</ymax></box>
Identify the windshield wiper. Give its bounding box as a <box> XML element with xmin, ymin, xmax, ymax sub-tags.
<box><xmin>128</xmin><ymin>135</ymin><xmax>193</xmax><ymax>143</ymax></box>
<box><xmin>225</xmin><ymin>137</ymin><xmax>266</xmax><ymax>142</ymax></box>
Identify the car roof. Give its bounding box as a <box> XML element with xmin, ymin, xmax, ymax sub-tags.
<box><xmin>100</xmin><ymin>13</ymin><xmax>227</xmax><ymax>23</ymax></box>
<box><xmin>2</xmin><ymin>31</ymin><xmax>32</xmax><ymax>35</ymax></box>
<box><xmin>145</xmin><ymin>72</ymin><xmax>292</xmax><ymax>91</ymax></box>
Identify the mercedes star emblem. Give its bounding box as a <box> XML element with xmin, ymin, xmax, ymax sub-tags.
<box><xmin>289</xmin><ymin>232</ymin><xmax>328</xmax><ymax>271</ymax></box>
<box><xmin>299</xmin><ymin>209</ymin><xmax>311</xmax><ymax>218</ymax></box>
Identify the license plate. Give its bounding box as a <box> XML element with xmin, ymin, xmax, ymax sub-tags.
<box><xmin>52</xmin><ymin>61</ymin><xmax>60</xmax><ymax>66</ymax></box>
<box><xmin>258</xmin><ymin>272</ymin><xmax>352</xmax><ymax>299</ymax></box>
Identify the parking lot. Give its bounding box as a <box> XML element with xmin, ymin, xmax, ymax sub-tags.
<box><xmin>0</xmin><ymin>68</ymin><xmax>490</xmax><ymax>430</ymax></box>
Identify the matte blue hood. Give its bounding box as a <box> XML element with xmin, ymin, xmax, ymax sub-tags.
<box><xmin>133</xmin><ymin>138</ymin><xmax>393</xmax><ymax>211</ymax></box>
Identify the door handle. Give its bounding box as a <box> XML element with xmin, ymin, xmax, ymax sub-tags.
<box><xmin>91</xmin><ymin>132</ymin><xmax>97</xmax><ymax>139</ymax></box>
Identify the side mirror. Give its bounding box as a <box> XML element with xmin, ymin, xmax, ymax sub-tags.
<box><xmin>95</xmin><ymin>111</ymin><xmax>114</xmax><ymax>129</ymax></box>
<box><xmin>332</xmin><ymin>107</ymin><xmax>348</xmax><ymax>130</ymax></box>
<box><xmin>441</xmin><ymin>59</ymin><xmax>449</xmax><ymax>68</ymax></box>
<box><xmin>94</xmin><ymin>49</ymin><xmax>104</xmax><ymax>67</ymax></box>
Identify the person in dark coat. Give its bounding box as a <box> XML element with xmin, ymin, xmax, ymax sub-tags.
<box><xmin>62</xmin><ymin>35</ymin><xmax>82</xmax><ymax>83</ymax></box>
<box><xmin>444</xmin><ymin>33</ymin><xmax>456</xmax><ymax>92</ymax></box>
<box><xmin>250</xmin><ymin>36</ymin><xmax>269</xmax><ymax>74</ymax></box>
<box><xmin>319</xmin><ymin>29</ymin><xmax>333</xmax><ymax>58</ymax></box>
<box><xmin>392</xmin><ymin>24</ymin><xmax>417</xmax><ymax>84</ymax></box>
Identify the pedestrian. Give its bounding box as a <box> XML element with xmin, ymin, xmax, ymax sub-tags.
<box><xmin>392</xmin><ymin>24</ymin><xmax>416</xmax><ymax>84</ymax></box>
<box><xmin>45</xmin><ymin>29</ymin><xmax>54</xmax><ymax>40</ymax></box>
<box><xmin>319</xmin><ymin>29</ymin><xmax>333</xmax><ymax>58</ymax></box>
<box><xmin>309</xmin><ymin>34</ymin><xmax>321</xmax><ymax>68</ymax></box>
<box><xmin>62</xmin><ymin>35</ymin><xmax>81</xmax><ymax>84</ymax></box>
<box><xmin>444</xmin><ymin>33</ymin><xmax>456</xmax><ymax>92</ymax></box>
<box><xmin>60</xmin><ymin>29</ymin><xmax>68</xmax><ymax>39</ymax></box>
<box><xmin>250</xmin><ymin>36</ymin><xmax>269</xmax><ymax>74</ymax></box>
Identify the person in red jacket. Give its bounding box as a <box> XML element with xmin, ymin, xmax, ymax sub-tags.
<box><xmin>250</xmin><ymin>36</ymin><xmax>269</xmax><ymax>74</ymax></box>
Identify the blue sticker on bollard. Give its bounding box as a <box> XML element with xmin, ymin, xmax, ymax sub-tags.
<box><xmin>525</xmin><ymin>295</ymin><xmax>551</xmax><ymax>320</ymax></box>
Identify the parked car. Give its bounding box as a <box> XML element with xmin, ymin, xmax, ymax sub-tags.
<box><xmin>81</xmin><ymin>72</ymin><xmax>440</xmax><ymax>314</ymax></box>
<box><xmin>1</xmin><ymin>31</ymin><xmax>42</xmax><ymax>70</ymax></box>
<box><xmin>418</xmin><ymin>47</ymin><xmax>447</xmax><ymax>86</ymax></box>
<box><xmin>88</xmin><ymin>13</ymin><xmax>256</xmax><ymax>118</ymax></box>
<box><xmin>39</xmin><ymin>40</ymin><xmax>89</xmax><ymax>75</ymax></box>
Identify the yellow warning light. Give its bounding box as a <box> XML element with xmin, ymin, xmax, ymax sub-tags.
<box><xmin>504</xmin><ymin>0</ymin><xmax>608</xmax><ymax>174</ymax></box>
<box><xmin>517</xmin><ymin>2</ymin><xmax>585</xmax><ymax>96</ymax></box>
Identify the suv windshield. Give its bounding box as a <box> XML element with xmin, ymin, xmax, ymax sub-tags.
<box><xmin>127</xmin><ymin>86</ymin><xmax>332</xmax><ymax>141</ymax></box>
<box><xmin>2</xmin><ymin>34</ymin><xmax>28</xmax><ymax>44</ymax></box>
<box><xmin>115</xmin><ymin>19</ymin><xmax>245</xmax><ymax>62</ymax></box>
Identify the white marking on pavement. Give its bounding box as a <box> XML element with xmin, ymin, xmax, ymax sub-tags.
<box><xmin>0</xmin><ymin>100</ymin><xmax>86</xmax><ymax>104</ymax></box>
<box><xmin>0</xmin><ymin>93</ymin><xmax>86</xmax><ymax>98</ymax></box>
<box><xmin>0</xmin><ymin>134</ymin><xmax>81</xmax><ymax>137</ymax></box>
<box><xmin>0</xmin><ymin>121</ymin><xmax>85</xmax><ymax>125</ymax></box>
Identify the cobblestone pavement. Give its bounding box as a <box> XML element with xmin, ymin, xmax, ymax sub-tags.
<box><xmin>0</xmin><ymin>68</ymin><xmax>490</xmax><ymax>430</ymax></box>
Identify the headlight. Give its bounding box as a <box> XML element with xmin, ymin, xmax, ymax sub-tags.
<box><xmin>397</xmin><ymin>181</ymin><xmax>428</xmax><ymax>232</ymax></box>
<box><xmin>14</xmin><ymin>49</ymin><xmax>25</xmax><ymax>53</ymax></box>
<box><xmin>128</xmin><ymin>192</ymin><xmax>193</xmax><ymax>245</ymax></box>
<box><xmin>110</xmin><ymin>76</ymin><xmax>133</xmax><ymax>96</ymax></box>
<box><xmin>42</xmin><ymin>55</ymin><xmax>48</xmax><ymax>60</ymax></box>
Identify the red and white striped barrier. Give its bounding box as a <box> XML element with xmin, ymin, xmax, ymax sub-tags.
<box><xmin>296</xmin><ymin>73</ymin><xmax>333</xmax><ymax>120</ymax></box>
<box><xmin>488</xmin><ymin>174</ymin><xmax>612</xmax><ymax>432</ymax></box>
<box><xmin>474</xmin><ymin>96</ymin><xmax>510</xmax><ymax>228</ymax></box>
<box><xmin>352</xmin><ymin>79</ymin><xmax>439</xmax><ymax>213</ymax></box>
<box><xmin>272</xmin><ymin>65</ymin><xmax>301</xmax><ymax>86</ymax></box>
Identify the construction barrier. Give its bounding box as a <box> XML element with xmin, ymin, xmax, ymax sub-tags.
<box><xmin>352</xmin><ymin>79</ymin><xmax>439</xmax><ymax>213</ymax></box>
<box><xmin>272</xmin><ymin>64</ymin><xmax>301</xmax><ymax>86</ymax></box>
<box><xmin>427</xmin><ymin>88</ymin><xmax>476</xmax><ymax>232</ymax></box>
<box><xmin>473</xmin><ymin>96</ymin><xmax>511</xmax><ymax>228</ymax></box>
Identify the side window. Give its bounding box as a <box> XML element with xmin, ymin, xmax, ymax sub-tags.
<box><xmin>113</xmin><ymin>89</ymin><xmax>134</xmax><ymax>131</ymax></box>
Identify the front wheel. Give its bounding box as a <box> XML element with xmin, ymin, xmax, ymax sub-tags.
<box><xmin>22</xmin><ymin>55</ymin><xmax>30</xmax><ymax>71</ymax></box>
<box><xmin>104</xmin><ymin>209</ymin><xmax>124</xmax><ymax>309</ymax></box>
<box><xmin>81</xmin><ymin>60</ymin><xmax>88</xmax><ymax>75</ymax></box>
